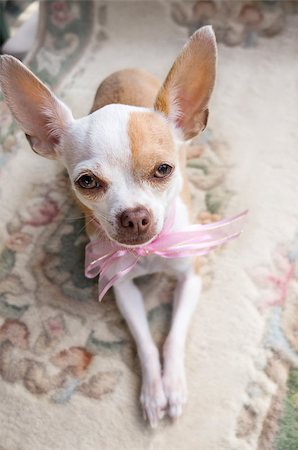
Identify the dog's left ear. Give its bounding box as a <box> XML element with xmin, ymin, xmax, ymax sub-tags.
<box><xmin>0</xmin><ymin>55</ymin><xmax>73</xmax><ymax>159</ymax></box>
<box><xmin>155</xmin><ymin>26</ymin><xmax>217</xmax><ymax>140</ymax></box>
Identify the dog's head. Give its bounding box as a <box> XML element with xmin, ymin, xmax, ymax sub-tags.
<box><xmin>0</xmin><ymin>26</ymin><xmax>216</xmax><ymax>246</ymax></box>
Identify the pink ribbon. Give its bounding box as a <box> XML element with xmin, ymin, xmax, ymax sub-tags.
<box><xmin>85</xmin><ymin>207</ymin><xmax>248</xmax><ymax>301</ymax></box>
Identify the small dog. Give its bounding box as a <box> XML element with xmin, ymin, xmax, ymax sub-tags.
<box><xmin>0</xmin><ymin>26</ymin><xmax>217</xmax><ymax>426</ymax></box>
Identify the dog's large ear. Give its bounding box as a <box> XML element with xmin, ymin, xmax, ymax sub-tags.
<box><xmin>154</xmin><ymin>26</ymin><xmax>217</xmax><ymax>140</ymax></box>
<box><xmin>0</xmin><ymin>55</ymin><xmax>73</xmax><ymax>159</ymax></box>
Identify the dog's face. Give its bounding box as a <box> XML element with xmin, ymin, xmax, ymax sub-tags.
<box><xmin>60</xmin><ymin>106</ymin><xmax>181</xmax><ymax>245</ymax></box>
<box><xmin>0</xmin><ymin>26</ymin><xmax>216</xmax><ymax>246</ymax></box>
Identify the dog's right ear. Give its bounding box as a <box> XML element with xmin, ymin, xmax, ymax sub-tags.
<box><xmin>0</xmin><ymin>55</ymin><xmax>73</xmax><ymax>159</ymax></box>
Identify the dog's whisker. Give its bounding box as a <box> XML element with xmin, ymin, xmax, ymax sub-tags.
<box><xmin>65</xmin><ymin>210</ymin><xmax>113</xmax><ymax>228</ymax></box>
<box><xmin>65</xmin><ymin>216</ymin><xmax>87</xmax><ymax>221</ymax></box>
<box><xmin>96</xmin><ymin>212</ymin><xmax>112</xmax><ymax>224</ymax></box>
<box><xmin>75</xmin><ymin>212</ymin><xmax>114</xmax><ymax>236</ymax></box>
<box><xmin>76</xmin><ymin>216</ymin><xmax>95</xmax><ymax>236</ymax></box>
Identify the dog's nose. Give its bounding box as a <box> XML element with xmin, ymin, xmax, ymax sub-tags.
<box><xmin>119</xmin><ymin>207</ymin><xmax>151</xmax><ymax>234</ymax></box>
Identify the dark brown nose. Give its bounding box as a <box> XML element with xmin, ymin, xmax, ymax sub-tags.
<box><xmin>119</xmin><ymin>207</ymin><xmax>151</xmax><ymax>235</ymax></box>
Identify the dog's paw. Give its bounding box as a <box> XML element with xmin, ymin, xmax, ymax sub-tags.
<box><xmin>140</xmin><ymin>376</ymin><xmax>167</xmax><ymax>428</ymax></box>
<box><xmin>162</xmin><ymin>364</ymin><xmax>187</xmax><ymax>419</ymax></box>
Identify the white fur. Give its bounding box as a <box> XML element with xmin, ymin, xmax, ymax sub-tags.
<box><xmin>56</xmin><ymin>103</ymin><xmax>199</xmax><ymax>425</ymax></box>
<box><xmin>60</xmin><ymin>104</ymin><xmax>182</xmax><ymax>243</ymax></box>
<box><xmin>57</xmin><ymin>105</ymin><xmax>199</xmax><ymax>425</ymax></box>
<box><xmin>0</xmin><ymin>26</ymin><xmax>216</xmax><ymax>426</ymax></box>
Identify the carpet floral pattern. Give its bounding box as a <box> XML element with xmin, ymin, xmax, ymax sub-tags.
<box><xmin>0</xmin><ymin>2</ymin><xmax>297</xmax><ymax>450</ymax></box>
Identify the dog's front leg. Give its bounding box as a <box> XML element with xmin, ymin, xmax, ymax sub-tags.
<box><xmin>163</xmin><ymin>268</ymin><xmax>202</xmax><ymax>419</ymax></box>
<box><xmin>114</xmin><ymin>278</ymin><xmax>167</xmax><ymax>427</ymax></box>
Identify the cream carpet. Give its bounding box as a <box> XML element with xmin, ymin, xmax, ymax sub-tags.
<box><xmin>0</xmin><ymin>2</ymin><xmax>297</xmax><ymax>449</ymax></box>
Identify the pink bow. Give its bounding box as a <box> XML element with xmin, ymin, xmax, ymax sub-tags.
<box><xmin>85</xmin><ymin>208</ymin><xmax>248</xmax><ymax>301</ymax></box>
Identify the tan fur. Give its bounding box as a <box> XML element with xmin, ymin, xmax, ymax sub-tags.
<box><xmin>0</xmin><ymin>55</ymin><xmax>72</xmax><ymax>157</ymax></box>
<box><xmin>154</xmin><ymin>85</ymin><xmax>170</xmax><ymax>117</ymax></box>
<box><xmin>90</xmin><ymin>68</ymin><xmax>161</xmax><ymax>112</ymax></box>
<box><xmin>128</xmin><ymin>111</ymin><xmax>177</xmax><ymax>180</ymax></box>
<box><xmin>88</xmin><ymin>68</ymin><xmax>194</xmax><ymax>237</ymax></box>
<box><xmin>128</xmin><ymin>113</ymin><xmax>194</xmax><ymax>270</ymax></box>
<box><xmin>154</xmin><ymin>29</ymin><xmax>216</xmax><ymax>139</ymax></box>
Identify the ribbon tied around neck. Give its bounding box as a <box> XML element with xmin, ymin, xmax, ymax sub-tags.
<box><xmin>85</xmin><ymin>207</ymin><xmax>248</xmax><ymax>302</ymax></box>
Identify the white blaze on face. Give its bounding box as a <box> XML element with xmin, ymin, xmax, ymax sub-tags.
<box><xmin>60</xmin><ymin>104</ymin><xmax>182</xmax><ymax>243</ymax></box>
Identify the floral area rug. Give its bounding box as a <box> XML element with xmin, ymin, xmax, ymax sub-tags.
<box><xmin>0</xmin><ymin>2</ymin><xmax>297</xmax><ymax>449</ymax></box>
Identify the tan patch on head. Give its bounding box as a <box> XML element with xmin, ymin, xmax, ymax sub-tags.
<box><xmin>128</xmin><ymin>111</ymin><xmax>177</xmax><ymax>181</ymax></box>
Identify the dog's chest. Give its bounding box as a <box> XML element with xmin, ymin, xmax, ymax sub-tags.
<box><xmin>132</xmin><ymin>253</ymin><xmax>192</xmax><ymax>278</ymax></box>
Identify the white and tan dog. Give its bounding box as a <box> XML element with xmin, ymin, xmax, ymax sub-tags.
<box><xmin>0</xmin><ymin>26</ymin><xmax>217</xmax><ymax>426</ymax></box>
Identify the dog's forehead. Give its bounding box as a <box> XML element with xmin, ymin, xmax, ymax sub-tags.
<box><xmin>64</xmin><ymin>104</ymin><xmax>176</xmax><ymax>173</ymax></box>
<box><xmin>128</xmin><ymin>110</ymin><xmax>176</xmax><ymax>173</ymax></box>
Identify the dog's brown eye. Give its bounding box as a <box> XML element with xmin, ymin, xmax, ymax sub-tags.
<box><xmin>154</xmin><ymin>163</ymin><xmax>173</xmax><ymax>178</ymax></box>
<box><xmin>77</xmin><ymin>174</ymin><xmax>100</xmax><ymax>189</ymax></box>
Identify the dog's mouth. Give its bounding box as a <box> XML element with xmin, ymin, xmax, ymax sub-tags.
<box><xmin>110</xmin><ymin>233</ymin><xmax>158</xmax><ymax>248</ymax></box>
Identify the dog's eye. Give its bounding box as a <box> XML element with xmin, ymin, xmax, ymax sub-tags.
<box><xmin>154</xmin><ymin>163</ymin><xmax>173</xmax><ymax>178</ymax></box>
<box><xmin>77</xmin><ymin>174</ymin><xmax>100</xmax><ymax>189</ymax></box>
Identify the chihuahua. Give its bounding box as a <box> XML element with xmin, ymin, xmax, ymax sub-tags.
<box><xmin>0</xmin><ymin>26</ymin><xmax>217</xmax><ymax>427</ymax></box>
